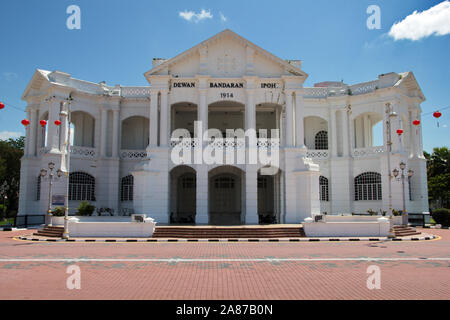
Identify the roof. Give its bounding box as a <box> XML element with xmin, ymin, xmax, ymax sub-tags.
<box><xmin>144</xmin><ymin>29</ymin><xmax>308</xmax><ymax>79</ymax></box>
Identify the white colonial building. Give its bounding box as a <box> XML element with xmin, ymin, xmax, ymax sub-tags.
<box><xmin>18</xmin><ymin>30</ymin><xmax>429</xmax><ymax>225</ymax></box>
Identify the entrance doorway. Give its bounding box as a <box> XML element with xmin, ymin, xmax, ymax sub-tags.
<box><xmin>257</xmin><ymin>168</ymin><xmax>282</xmax><ymax>224</ymax></box>
<box><xmin>170</xmin><ymin>166</ymin><xmax>196</xmax><ymax>224</ymax></box>
<box><xmin>209</xmin><ymin>166</ymin><xmax>244</xmax><ymax>225</ymax></box>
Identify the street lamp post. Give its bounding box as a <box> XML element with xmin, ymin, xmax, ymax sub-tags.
<box><xmin>393</xmin><ymin>162</ymin><xmax>414</xmax><ymax>226</ymax></box>
<box><xmin>40</xmin><ymin>162</ymin><xmax>63</xmax><ymax>226</ymax></box>
<box><xmin>61</xmin><ymin>98</ymin><xmax>72</xmax><ymax>240</ymax></box>
<box><xmin>385</xmin><ymin>103</ymin><xmax>397</xmax><ymax>237</ymax></box>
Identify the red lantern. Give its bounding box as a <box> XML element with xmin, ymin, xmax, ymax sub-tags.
<box><xmin>0</xmin><ymin>102</ymin><xmax>5</xmax><ymax>110</ymax></box>
<box><xmin>396</xmin><ymin>129</ymin><xmax>404</xmax><ymax>136</ymax></box>
<box><xmin>54</xmin><ymin>120</ymin><xmax>62</xmax><ymax>126</ymax></box>
<box><xmin>433</xmin><ymin>111</ymin><xmax>442</xmax><ymax>127</ymax></box>
<box><xmin>40</xmin><ymin>120</ymin><xmax>47</xmax><ymax>127</ymax></box>
<box><xmin>21</xmin><ymin>119</ymin><xmax>30</xmax><ymax>127</ymax></box>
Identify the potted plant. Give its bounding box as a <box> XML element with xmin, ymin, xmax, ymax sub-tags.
<box><xmin>391</xmin><ymin>209</ymin><xmax>403</xmax><ymax>225</ymax></box>
<box><xmin>366</xmin><ymin>209</ymin><xmax>378</xmax><ymax>216</ymax></box>
<box><xmin>76</xmin><ymin>201</ymin><xmax>95</xmax><ymax>217</ymax></box>
<box><xmin>51</xmin><ymin>207</ymin><xmax>65</xmax><ymax>226</ymax></box>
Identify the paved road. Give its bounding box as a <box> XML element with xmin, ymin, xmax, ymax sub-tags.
<box><xmin>0</xmin><ymin>228</ymin><xmax>449</xmax><ymax>300</ymax></box>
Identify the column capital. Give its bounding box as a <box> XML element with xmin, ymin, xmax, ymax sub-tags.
<box><xmin>284</xmin><ymin>89</ymin><xmax>294</xmax><ymax>95</ymax></box>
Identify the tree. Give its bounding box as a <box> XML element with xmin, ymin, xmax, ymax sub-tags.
<box><xmin>425</xmin><ymin>147</ymin><xmax>450</xmax><ymax>209</ymax></box>
<box><xmin>0</xmin><ymin>136</ymin><xmax>24</xmax><ymax>219</ymax></box>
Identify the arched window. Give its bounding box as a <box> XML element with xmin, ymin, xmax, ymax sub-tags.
<box><xmin>36</xmin><ymin>176</ymin><xmax>41</xmax><ymax>201</ymax></box>
<box><xmin>214</xmin><ymin>176</ymin><xmax>235</xmax><ymax>189</ymax></box>
<box><xmin>354</xmin><ymin>172</ymin><xmax>382</xmax><ymax>201</ymax></box>
<box><xmin>315</xmin><ymin>131</ymin><xmax>328</xmax><ymax>150</ymax></box>
<box><xmin>319</xmin><ymin>176</ymin><xmax>329</xmax><ymax>201</ymax></box>
<box><xmin>69</xmin><ymin>172</ymin><xmax>95</xmax><ymax>201</ymax></box>
<box><xmin>121</xmin><ymin>175</ymin><xmax>134</xmax><ymax>202</ymax></box>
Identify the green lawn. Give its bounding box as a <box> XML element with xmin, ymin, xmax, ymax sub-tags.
<box><xmin>0</xmin><ymin>218</ymin><xmax>14</xmax><ymax>226</ymax></box>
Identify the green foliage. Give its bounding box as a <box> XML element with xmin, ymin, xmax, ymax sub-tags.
<box><xmin>431</xmin><ymin>208</ymin><xmax>450</xmax><ymax>227</ymax></box>
<box><xmin>425</xmin><ymin>147</ymin><xmax>450</xmax><ymax>208</ymax></box>
<box><xmin>0</xmin><ymin>137</ymin><xmax>25</xmax><ymax>216</ymax></box>
<box><xmin>366</xmin><ymin>209</ymin><xmax>378</xmax><ymax>216</ymax></box>
<box><xmin>52</xmin><ymin>207</ymin><xmax>65</xmax><ymax>217</ymax></box>
<box><xmin>76</xmin><ymin>201</ymin><xmax>95</xmax><ymax>216</ymax></box>
<box><xmin>392</xmin><ymin>209</ymin><xmax>403</xmax><ymax>216</ymax></box>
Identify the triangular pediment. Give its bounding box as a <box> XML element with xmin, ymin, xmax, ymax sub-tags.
<box><xmin>144</xmin><ymin>29</ymin><xmax>307</xmax><ymax>80</ymax></box>
<box><xmin>21</xmin><ymin>69</ymin><xmax>52</xmax><ymax>100</ymax></box>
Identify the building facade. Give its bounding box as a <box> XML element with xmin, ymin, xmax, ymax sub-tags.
<box><xmin>18</xmin><ymin>30</ymin><xmax>429</xmax><ymax>225</ymax></box>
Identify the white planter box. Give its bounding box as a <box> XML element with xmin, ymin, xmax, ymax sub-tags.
<box><xmin>392</xmin><ymin>216</ymin><xmax>403</xmax><ymax>225</ymax></box>
<box><xmin>68</xmin><ymin>217</ymin><xmax>156</xmax><ymax>238</ymax></box>
<box><xmin>303</xmin><ymin>217</ymin><xmax>390</xmax><ymax>237</ymax></box>
<box><xmin>51</xmin><ymin>216</ymin><xmax>65</xmax><ymax>226</ymax></box>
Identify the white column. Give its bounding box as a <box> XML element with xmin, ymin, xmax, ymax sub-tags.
<box><xmin>196</xmin><ymin>88</ymin><xmax>209</xmax><ymax>224</ymax></box>
<box><xmin>329</xmin><ymin>109</ymin><xmax>337</xmax><ymax>157</ymax></box>
<box><xmin>390</xmin><ymin>102</ymin><xmax>400</xmax><ymax>153</ymax></box>
<box><xmin>29</xmin><ymin>108</ymin><xmax>38</xmax><ymax>156</ymax></box>
<box><xmin>198</xmin><ymin>89</ymin><xmax>208</xmax><ymax>141</ymax></box>
<box><xmin>295</xmin><ymin>91</ymin><xmax>305</xmax><ymax>148</ymax></box>
<box><xmin>363</xmin><ymin>115</ymin><xmax>371</xmax><ymax>147</ymax></box>
<box><xmin>412</xmin><ymin>109</ymin><xmax>421</xmax><ymax>157</ymax></box>
<box><xmin>417</xmin><ymin>110</ymin><xmax>424</xmax><ymax>157</ymax></box>
<box><xmin>285</xmin><ymin>91</ymin><xmax>294</xmax><ymax>147</ymax></box>
<box><xmin>59</xmin><ymin>105</ymin><xmax>68</xmax><ymax>153</ymax></box>
<box><xmin>112</xmin><ymin>109</ymin><xmax>119</xmax><ymax>158</ymax></box>
<box><xmin>341</xmin><ymin>108</ymin><xmax>350</xmax><ymax>156</ymax></box>
<box><xmin>47</xmin><ymin>100</ymin><xmax>61</xmax><ymax>151</ymax></box>
<box><xmin>159</xmin><ymin>90</ymin><xmax>169</xmax><ymax>147</ymax></box>
<box><xmin>246</xmin><ymin>90</ymin><xmax>256</xmax><ymax>131</ymax></box>
<box><xmin>196</xmin><ymin>167</ymin><xmax>209</xmax><ymax>224</ymax></box>
<box><xmin>100</xmin><ymin>108</ymin><xmax>108</xmax><ymax>157</ymax></box>
<box><xmin>25</xmin><ymin>108</ymin><xmax>31</xmax><ymax>156</ymax></box>
<box><xmin>245</xmin><ymin>166</ymin><xmax>259</xmax><ymax>224</ymax></box>
<box><xmin>149</xmin><ymin>91</ymin><xmax>158</xmax><ymax>148</ymax></box>
<box><xmin>245</xmin><ymin>88</ymin><xmax>258</xmax><ymax>225</ymax></box>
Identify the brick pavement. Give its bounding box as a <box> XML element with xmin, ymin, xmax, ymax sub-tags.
<box><xmin>0</xmin><ymin>228</ymin><xmax>449</xmax><ymax>300</ymax></box>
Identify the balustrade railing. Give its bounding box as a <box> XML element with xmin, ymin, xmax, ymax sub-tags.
<box><xmin>306</xmin><ymin>150</ymin><xmax>330</xmax><ymax>159</ymax></box>
<box><xmin>70</xmin><ymin>146</ymin><xmax>97</xmax><ymax>159</ymax></box>
<box><xmin>352</xmin><ymin>146</ymin><xmax>386</xmax><ymax>158</ymax></box>
<box><xmin>120</xmin><ymin>150</ymin><xmax>148</xmax><ymax>160</ymax></box>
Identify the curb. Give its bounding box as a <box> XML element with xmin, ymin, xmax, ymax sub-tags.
<box><xmin>17</xmin><ymin>234</ymin><xmax>437</xmax><ymax>243</ymax></box>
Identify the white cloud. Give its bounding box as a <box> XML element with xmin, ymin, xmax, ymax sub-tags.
<box><xmin>220</xmin><ymin>12</ymin><xmax>227</xmax><ymax>22</ymax></box>
<box><xmin>388</xmin><ymin>1</ymin><xmax>450</xmax><ymax>41</ymax></box>
<box><xmin>0</xmin><ymin>131</ymin><xmax>23</xmax><ymax>140</ymax></box>
<box><xmin>179</xmin><ymin>9</ymin><xmax>213</xmax><ymax>23</ymax></box>
<box><xmin>2</xmin><ymin>72</ymin><xmax>18</xmax><ymax>82</ymax></box>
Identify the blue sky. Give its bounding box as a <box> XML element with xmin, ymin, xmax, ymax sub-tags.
<box><xmin>0</xmin><ymin>0</ymin><xmax>449</xmax><ymax>152</ymax></box>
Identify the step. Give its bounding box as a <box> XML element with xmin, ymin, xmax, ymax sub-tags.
<box><xmin>152</xmin><ymin>226</ymin><xmax>305</xmax><ymax>239</ymax></box>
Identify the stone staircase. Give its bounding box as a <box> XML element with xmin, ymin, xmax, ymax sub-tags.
<box><xmin>393</xmin><ymin>225</ymin><xmax>421</xmax><ymax>237</ymax></box>
<box><xmin>152</xmin><ymin>226</ymin><xmax>305</xmax><ymax>239</ymax></box>
<box><xmin>34</xmin><ymin>226</ymin><xmax>64</xmax><ymax>238</ymax></box>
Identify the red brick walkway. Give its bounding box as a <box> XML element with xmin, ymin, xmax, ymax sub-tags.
<box><xmin>0</xmin><ymin>228</ymin><xmax>449</xmax><ymax>300</ymax></box>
